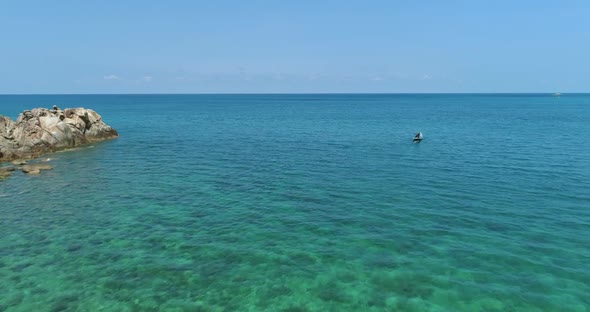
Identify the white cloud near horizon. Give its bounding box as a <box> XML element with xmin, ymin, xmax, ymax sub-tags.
<box><xmin>103</xmin><ymin>74</ymin><xmax>120</xmax><ymax>80</ymax></box>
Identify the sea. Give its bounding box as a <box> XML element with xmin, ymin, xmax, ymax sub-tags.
<box><xmin>0</xmin><ymin>94</ymin><xmax>589</xmax><ymax>311</ymax></box>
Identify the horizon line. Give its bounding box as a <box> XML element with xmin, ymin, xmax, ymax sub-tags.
<box><xmin>0</xmin><ymin>92</ymin><xmax>586</xmax><ymax>96</ymax></box>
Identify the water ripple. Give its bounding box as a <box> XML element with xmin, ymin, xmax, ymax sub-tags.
<box><xmin>1</xmin><ymin>94</ymin><xmax>590</xmax><ymax>311</ymax></box>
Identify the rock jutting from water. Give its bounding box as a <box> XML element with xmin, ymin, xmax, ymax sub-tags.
<box><xmin>0</xmin><ymin>106</ymin><xmax>118</xmax><ymax>162</ymax></box>
<box><xmin>0</xmin><ymin>166</ymin><xmax>16</xmax><ymax>180</ymax></box>
<box><xmin>21</xmin><ymin>163</ymin><xmax>54</xmax><ymax>175</ymax></box>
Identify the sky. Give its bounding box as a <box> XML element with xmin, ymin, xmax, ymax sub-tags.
<box><xmin>1</xmin><ymin>0</ymin><xmax>589</xmax><ymax>94</ymax></box>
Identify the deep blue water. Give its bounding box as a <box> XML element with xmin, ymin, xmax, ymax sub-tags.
<box><xmin>1</xmin><ymin>94</ymin><xmax>589</xmax><ymax>311</ymax></box>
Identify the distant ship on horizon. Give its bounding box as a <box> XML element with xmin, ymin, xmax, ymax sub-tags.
<box><xmin>553</xmin><ymin>92</ymin><xmax>562</xmax><ymax>97</ymax></box>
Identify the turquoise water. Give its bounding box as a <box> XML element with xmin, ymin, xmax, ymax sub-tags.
<box><xmin>1</xmin><ymin>94</ymin><xmax>589</xmax><ymax>311</ymax></box>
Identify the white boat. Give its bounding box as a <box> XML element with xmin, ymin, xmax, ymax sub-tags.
<box><xmin>413</xmin><ymin>132</ymin><xmax>423</xmax><ymax>142</ymax></box>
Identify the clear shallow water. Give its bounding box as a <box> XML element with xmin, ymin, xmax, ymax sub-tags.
<box><xmin>1</xmin><ymin>94</ymin><xmax>589</xmax><ymax>312</ymax></box>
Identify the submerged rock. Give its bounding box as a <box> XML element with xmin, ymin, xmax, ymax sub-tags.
<box><xmin>0</xmin><ymin>166</ymin><xmax>15</xmax><ymax>180</ymax></box>
<box><xmin>21</xmin><ymin>163</ymin><xmax>53</xmax><ymax>175</ymax></box>
<box><xmin>0</xmin><ymin>106</ymin><xmax>118</xmax><ymax>162</ymax></box>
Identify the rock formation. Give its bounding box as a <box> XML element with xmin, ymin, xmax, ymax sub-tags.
<box><xmin>21</xmin><ymin>163</ymin><xmax>53</xmax><ymax>175</ymax></box>
<box><xmin>0</xmin><ymin>106</ymin><xmax>118</xmax><ymax>162</ymax></box>
<box><xmin>0</xmin><ymin>166</ymin><xmax>15</xmax><ymax>180</ymax></box>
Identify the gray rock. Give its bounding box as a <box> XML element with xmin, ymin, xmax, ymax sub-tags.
<box><xmin>0</xmin><ymin>107</ymin><xmax>118</xmax><ymax>162</ymax></box>
<box><xmin>21</xmin><ymin>163</ymin><xmax>53</xmax><ymax>175</ymax></box>
<box><xmin>0</xmin><ymin>166</ymin><xmax>16</xmax><ymax>180</ymax></box>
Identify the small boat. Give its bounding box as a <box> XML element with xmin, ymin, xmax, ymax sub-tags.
<box><xmin>553</xmin><ymin>92</ymin><xmax>561</xmax><ymax>97</ymax></box>
<box><xmin>413</xmin><ymin>132</ymin><xmax>423</xmax><ymax>143</ymax></box>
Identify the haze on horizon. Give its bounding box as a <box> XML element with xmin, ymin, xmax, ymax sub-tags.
<box><xmin>1</xmin><ymin>0</ymin><xmax>589</xmax><ymax>94</ymax></box>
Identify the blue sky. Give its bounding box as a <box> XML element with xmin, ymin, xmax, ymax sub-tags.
<box><xmin>1</xmin><ymin>0</ymin><xmax>589</xmax><ymax>93</ymax></box>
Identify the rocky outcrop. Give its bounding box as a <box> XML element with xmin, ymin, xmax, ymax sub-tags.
<box><xmin>0</xmin><ymin>106</ymin><xmax>118</xmax><ymax>161</ymax></box>
<box><xmin>21</xmin><ymin>163</ymin><xmax>53</xmax><ymax>175</ymax></box>
<box><xmin>0</xmin><ymin>166</ymin><xmax>15</xmax><ymax>180</ymax></box>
